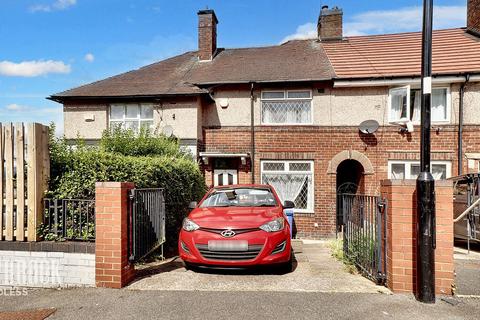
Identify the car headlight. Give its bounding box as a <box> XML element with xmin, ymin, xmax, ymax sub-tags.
<box><xmin>259</xmin><ymin>218</ymin><xmax>285</xmax><ymax>232</ymax></box>
<box><xmin>182</xmin><ymin>218</ymin><xmax>200</xmax><ymax>232</ymax></box>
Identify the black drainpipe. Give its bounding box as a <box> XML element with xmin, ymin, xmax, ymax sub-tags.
<box><xmin>250</xmin><ymin>82</ymin><xmax>256</xmax><ymax>183</ymax></box>
<box><xmin>458</xmin><ymin>74</ymin><xmax>470</xmax><ymax>175</ymax></box>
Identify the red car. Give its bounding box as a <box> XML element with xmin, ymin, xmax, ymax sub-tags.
<box><xmin>178</xmin><ymin>184</ymin><xmax>294</xmax><ymax>271</ymax></box>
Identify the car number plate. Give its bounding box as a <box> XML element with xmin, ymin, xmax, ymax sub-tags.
<box><xmin>208</xmin><ymin>240</ymin><xmax>248</xmax><ymax>252</ymax></box>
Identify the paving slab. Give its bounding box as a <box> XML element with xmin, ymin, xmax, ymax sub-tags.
<box><xmin>454</xmin><ymin>246</ymin><xmax>480</xmax><ymax>296</ymax></box>
<box><xmin>128</xmin><ymin>240</ymin><xmax>390</xmax><ymax>294</ymax></box>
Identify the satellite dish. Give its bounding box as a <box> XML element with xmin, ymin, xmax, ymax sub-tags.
<box><xmin>161</xmin><ymin>125</ymin><xmax>174</xmax><ymax>137</ymax></box>
<box><xmin>359</xmin><ymin>120</ymin><xmax>379</xmax><ymax>134</ymax></box>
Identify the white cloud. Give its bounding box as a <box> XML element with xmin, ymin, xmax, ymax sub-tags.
<box><xmin>282</xmin><ymin>5</ymin><xmax>467</xmax><ymax>41</ymax></box>
<box><xmin>0</xmin><ymin>60</ymin><xmax>71</xmax><ymax>77</ymax></box>
<box><xmin>1</xmin><ymin>104</ymin><xmax>63</xmax><ymax>135</ymax></box>
<box><xmin>281</xmin><ymin>23</ymin><xmax>317</xmax><ymax>43</ymax></box>
<box><xmin>30</xmin><ymin>0</ymin><xmax>77</xmax><ymax>13</ymax></box>
<box><xmin>344</xmin><ymin>5</ymin><xmax>466</xmax><ymax>36</ymax></box>
<box><xmin>84</xmin><ymin>53</ymin><xmax>95</xmax><ymax>62</ymax></box>
<box><xmin>6</xmin><ymin>103</ymin><xmax>29</xmax><ymax>111</ymax></box>
<box><xmin>2</xmin><ymin>104</ymin><xmax>62</xmax><ymax>117</ymax></box>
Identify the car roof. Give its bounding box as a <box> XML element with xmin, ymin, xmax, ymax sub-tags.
<box><xmin>212</xmin><ymin>184</ymin><xmax>272</xmax><ymax>190</ymax></box>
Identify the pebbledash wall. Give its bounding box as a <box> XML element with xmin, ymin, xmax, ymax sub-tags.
<box><xmin>202</xmin><ymin>125</ymin><xmax>480</xmax><ymax>238</ymax></box>
<box><xmin>0</xmin><ymin>242</ymin><xmax>95</xmax><ymax>288</ymax></box>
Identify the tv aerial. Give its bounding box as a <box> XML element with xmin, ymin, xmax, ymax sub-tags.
<box><xmin>359</xmin><ymin>120</ymin><xmax>379</xmax><ymax>134</ymax></box>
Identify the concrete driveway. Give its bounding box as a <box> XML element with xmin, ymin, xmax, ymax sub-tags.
<box><xmin>454</xmin><ymin>241</ymin><xmax>480</xmax><ymax>296</ymax></box>
<box><xmin>128</xmin><ymin>240</ymin><xmax>390</xmax><ymax>294</ymax></box>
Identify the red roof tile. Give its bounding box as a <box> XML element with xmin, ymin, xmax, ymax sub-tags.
<box><xmin>322</xmin><ymin>28</ymin><xmax>480</xmax><ymax>79</ymax></box>
<box><xmin>51</xmin><ymin>28</ymin><xmax>480</xmax><ymax>100</ymax></box>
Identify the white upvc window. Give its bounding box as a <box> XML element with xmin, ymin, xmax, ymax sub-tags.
<box><xmin>261</xmin><ymin>160</ymin><xmax>314</xmax><ymax>213</ymax></box>
<box><xmin>388</xmin><ymin>86</ymin><xmax>450</xmax><ymax>123</ymax></box>
<box><xmin>261</xmin><ymin>90</ymin><xmax>313</xmax><ymax>125</ymax></box>
<box><xmin>388</xmin><ymin>160</ymin><xmax>451</xmax><ymax>180</ymax></box>
<box><xmin>109</xmin><ymin>103</ymin><xmax>154</xmax><ymax>132</ymax></box>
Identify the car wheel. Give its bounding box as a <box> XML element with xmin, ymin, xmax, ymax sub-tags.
<box><xmin>277</xmin><ymin>256</ymin><xmax>293</xmax><ymax>274</ymax></box>
<box><xmin>184</xmin><ymin>261</ymin><xmax>196</xmax><ymax>271</ymax></box>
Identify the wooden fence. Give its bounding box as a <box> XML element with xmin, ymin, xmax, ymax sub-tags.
<box><xmin>0</xmin><ymin>123</ymin><xmax>50</xmax><ymax>241</ymax></box>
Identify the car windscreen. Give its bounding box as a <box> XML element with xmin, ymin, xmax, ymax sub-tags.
<box><xmin>199</xmin><ymin>188</ymin><xmax>278</xmax><ymax>208</ymax></box>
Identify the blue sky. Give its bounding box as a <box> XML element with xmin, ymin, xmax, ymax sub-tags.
<box><xmin>0</xmin><ymin>0</ymin><xmax>468</xmax><ymax>134</ymax></box>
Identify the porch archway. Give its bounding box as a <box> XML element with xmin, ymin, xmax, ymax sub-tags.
<box><xmin>327</xmin><ymin>150</ymin><xmax>374</xmax><ymax>175</ymax></box>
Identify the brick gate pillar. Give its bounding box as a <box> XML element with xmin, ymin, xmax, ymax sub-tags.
<box><xmin>95</xmin><ymin>182</ymin><xmax>136</xmax><ymax>288</ymax></box>
<box><xmin>380</xmin><ymin>179</ymin><xmax>454</xmax><ymax>295</ymax></box>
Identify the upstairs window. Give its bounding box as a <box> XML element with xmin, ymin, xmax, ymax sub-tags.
<box><xmin>109</xmin><ymin>104</ymin><xmax>154</xmax><ymax>132</ymax></box>
<box><xmin>389</xmin><ymin>86</ymin><xmax>450</xmax><ymax>123</ymax></box>
<box><xmin>261</xmin><ymin>90</ymin><xmax>312</xmax><ymax>125</ymax></box>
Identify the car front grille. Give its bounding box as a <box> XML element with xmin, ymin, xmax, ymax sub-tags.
<box><xmin>195</xmin><ymin>244</ymin><xmax>263</xmax><ymax>261</ymax></box>
<box><xmin>198</xmin><ymin>227</ymin><xmax>260</xmax><ymax>235</ymax></box>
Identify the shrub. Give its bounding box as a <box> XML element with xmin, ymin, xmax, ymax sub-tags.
<box><xmin>44</xmin><ymin>125</ymin><xmax>206</xmax><ymax>248</ymax></box>
<box><xmin>99</xmin><ymin>126</ymin><xmax>188</xmax><ymax>158</ymax></box>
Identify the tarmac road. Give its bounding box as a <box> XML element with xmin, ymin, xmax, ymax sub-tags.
<box><xmin>0</xmin><ymin>288</ymin><xmax>479</xmax><ymax>320</ymax></box>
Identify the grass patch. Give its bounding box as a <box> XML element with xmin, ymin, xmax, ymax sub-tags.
<box><xmin>328</xmin><ymin>239</ymin><xmax>357</xmax><ymax>274</ymax></box>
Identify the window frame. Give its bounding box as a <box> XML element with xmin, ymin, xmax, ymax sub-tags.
<box><xmin>387</xmin><ymin>160</ymin><xmax>452</xmax><ymax>180</ymax></box>
<box><xmin>430</xmin><ymin>86</ymin><xmax>451</xmax><ymax>123</ymax></box>
<box><xmin>260</xmin><ymin>160</ymin><xmax>315</xmax><ymax>213</ymax></box>
<box><xmin>388</xmin><ymin>85</ymin><xmax>411</xmax><ymax>123</ymax></box>
<box><xmin>260</xmin><ymin>89</ymin><xmax>313</xmax><ymax>126</ymax></box>
<box><xmin>108</xmin><ymin>103</ymin><xmax>154</xmax><ymax>132</ymax></box>
<box><xmin>388</xmin><ymin>85</ymin><xmax>451</xmax><ymax>124</ymax></box>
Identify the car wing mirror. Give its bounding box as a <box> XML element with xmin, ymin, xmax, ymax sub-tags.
<box><xmin>188</xmin><ymin>201</ymin><xmax>198</xmax><ymax>209</ymax></box>
<box><xmin>283</xmin><ymin>200</ymin><xmax>295</xmax><ymax>209</ymax></box>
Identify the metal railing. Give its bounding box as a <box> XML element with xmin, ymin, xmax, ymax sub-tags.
<box><xmin>42</xmin><ymin>199</ymin><xmax>95</xmax><ymax>241</ymax></box>
<box><xmin>452</xmin><ymin>173</ymin><xmax>480</xmax><ymax>252</ymax></box>
<box><xmin>341</xmin><ymin>193</ymin><xmax>387</xmax><ymax>285</ymax></box>
<box><xmin>128</xmin><ymin>188</ymin><xmax>166</xmax><ymax>262</ymax></box>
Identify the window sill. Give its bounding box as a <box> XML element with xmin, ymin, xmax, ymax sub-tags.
<box><xmin>292</xmin><ymin>210</ymin><xmax>315</xmax><ymax>215</ymax></box>
<box><xmin>389</xmin><ymin>121</ymin><xmax>450</xmax><ymax>125</ymax></box>
<box><xmin>260</xmin><ymin>123</ymin><xmax>315</xmax><ymax>126</ymax></box>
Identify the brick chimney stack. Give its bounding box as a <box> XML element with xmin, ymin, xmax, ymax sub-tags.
<box><xmin>467</xmin><ymin>0</ymin><xmax>480</xmax><ymax>35</ymax></box>
<box><xmin>317</xmin><ymin>5</ymin><xmax>343</xmax><ymax>41</ymax></box>
<box><xmin>198</xmin><ymin>9</ymin><xmax>218</xmax><ymax>61</ymax></box>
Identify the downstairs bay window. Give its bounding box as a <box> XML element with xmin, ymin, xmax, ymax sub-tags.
<box><xmin>261</xmin><ymin>160</ymin><xmax>314</xmax><ymax>213</ymax></box>
<box><xmin>388</xmin><ymin>86</ymin><xmax>450</xmax><ymax>123</ymax></box>
<box><xmin>388</xmin><ymin>160</ymin><xmax>451</xmax><ymax>180</ymax></box>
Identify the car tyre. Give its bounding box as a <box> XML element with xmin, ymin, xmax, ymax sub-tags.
<box><xmin>277</xmin><ymin>254</ymin><xmax>293</xmax><ymax>274</ymax></box>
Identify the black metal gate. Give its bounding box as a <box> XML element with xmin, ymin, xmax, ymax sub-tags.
<box><xmin>128</xmin><ymin>188</ymin><xmax>166</xmax><ymax>262</ymax></box>
<box><xmin>340</xmin><ymin>193</ymin><xmax>387</xmax><ymax>284</ymax></box>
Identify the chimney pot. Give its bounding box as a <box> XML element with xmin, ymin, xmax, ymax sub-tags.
<box><xmin>197</xmin><ymin>9</ymin><xmax>218</xmax><ymax>61</ymax></box>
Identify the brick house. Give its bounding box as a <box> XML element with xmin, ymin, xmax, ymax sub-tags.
<box><xmin>50</xmin><ymin>2</ymin><xmax>480</xmax><ymax>238</ymax></box>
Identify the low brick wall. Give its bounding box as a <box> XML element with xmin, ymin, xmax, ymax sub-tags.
<box><xmin>95</xmin><ymin>182</ymin><xmax>135</xmax><ymax>288</ymax></box>
<box><xmin>380</xmin><ymin>179</ymin><xmax>454</xmax><ymax>296</ymax></box>
<box><xmin>0</xmin><ymin>242</ymin><xmax>95</xmax><ymax>288</ymax></box>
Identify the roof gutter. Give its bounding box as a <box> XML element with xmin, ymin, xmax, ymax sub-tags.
<box><xmin>458</xmin><ymin>74</ymin><xmax>471</xmax><ymax>175</ymax></box>
<box><xmin>194</xmin><ymin>78</ymin><xmax>332</xmax><ymax>87</ymax></box>
<box><xmin>333</xmin><ymin>73</ymin><xmax>480</xmax><ymax>88</ymax></box>
<box><xmin>47</xmin><ymin>92</ymin><xmax>206</xmax><ymax>103</ymax></box>
<box><xmin>250</xmin><ymin>82</ymin><xmax>256</xmax><ymax>184</ymax></box>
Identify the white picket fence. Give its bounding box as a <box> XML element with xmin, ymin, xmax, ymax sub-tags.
<box><xmin>0</xmin><ymin>123</ymin><xmax>50</xmax><ymax>241</ymax></box>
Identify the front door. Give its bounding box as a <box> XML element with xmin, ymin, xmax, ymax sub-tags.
<box><xmin>214</xmin><ymin>169</ymin><xmax>238</xmax><ymax>186</ymax></box>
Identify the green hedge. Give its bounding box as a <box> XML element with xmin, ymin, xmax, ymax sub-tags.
<box><xmin>99</xmin><ymin>126</ymin><xmax>187</xmax><ymax>158</ymax></box>
<box><xmin>46</xmin><ymin>127</ymin><xmax>206</xmax><ymax>248</ymax></box>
